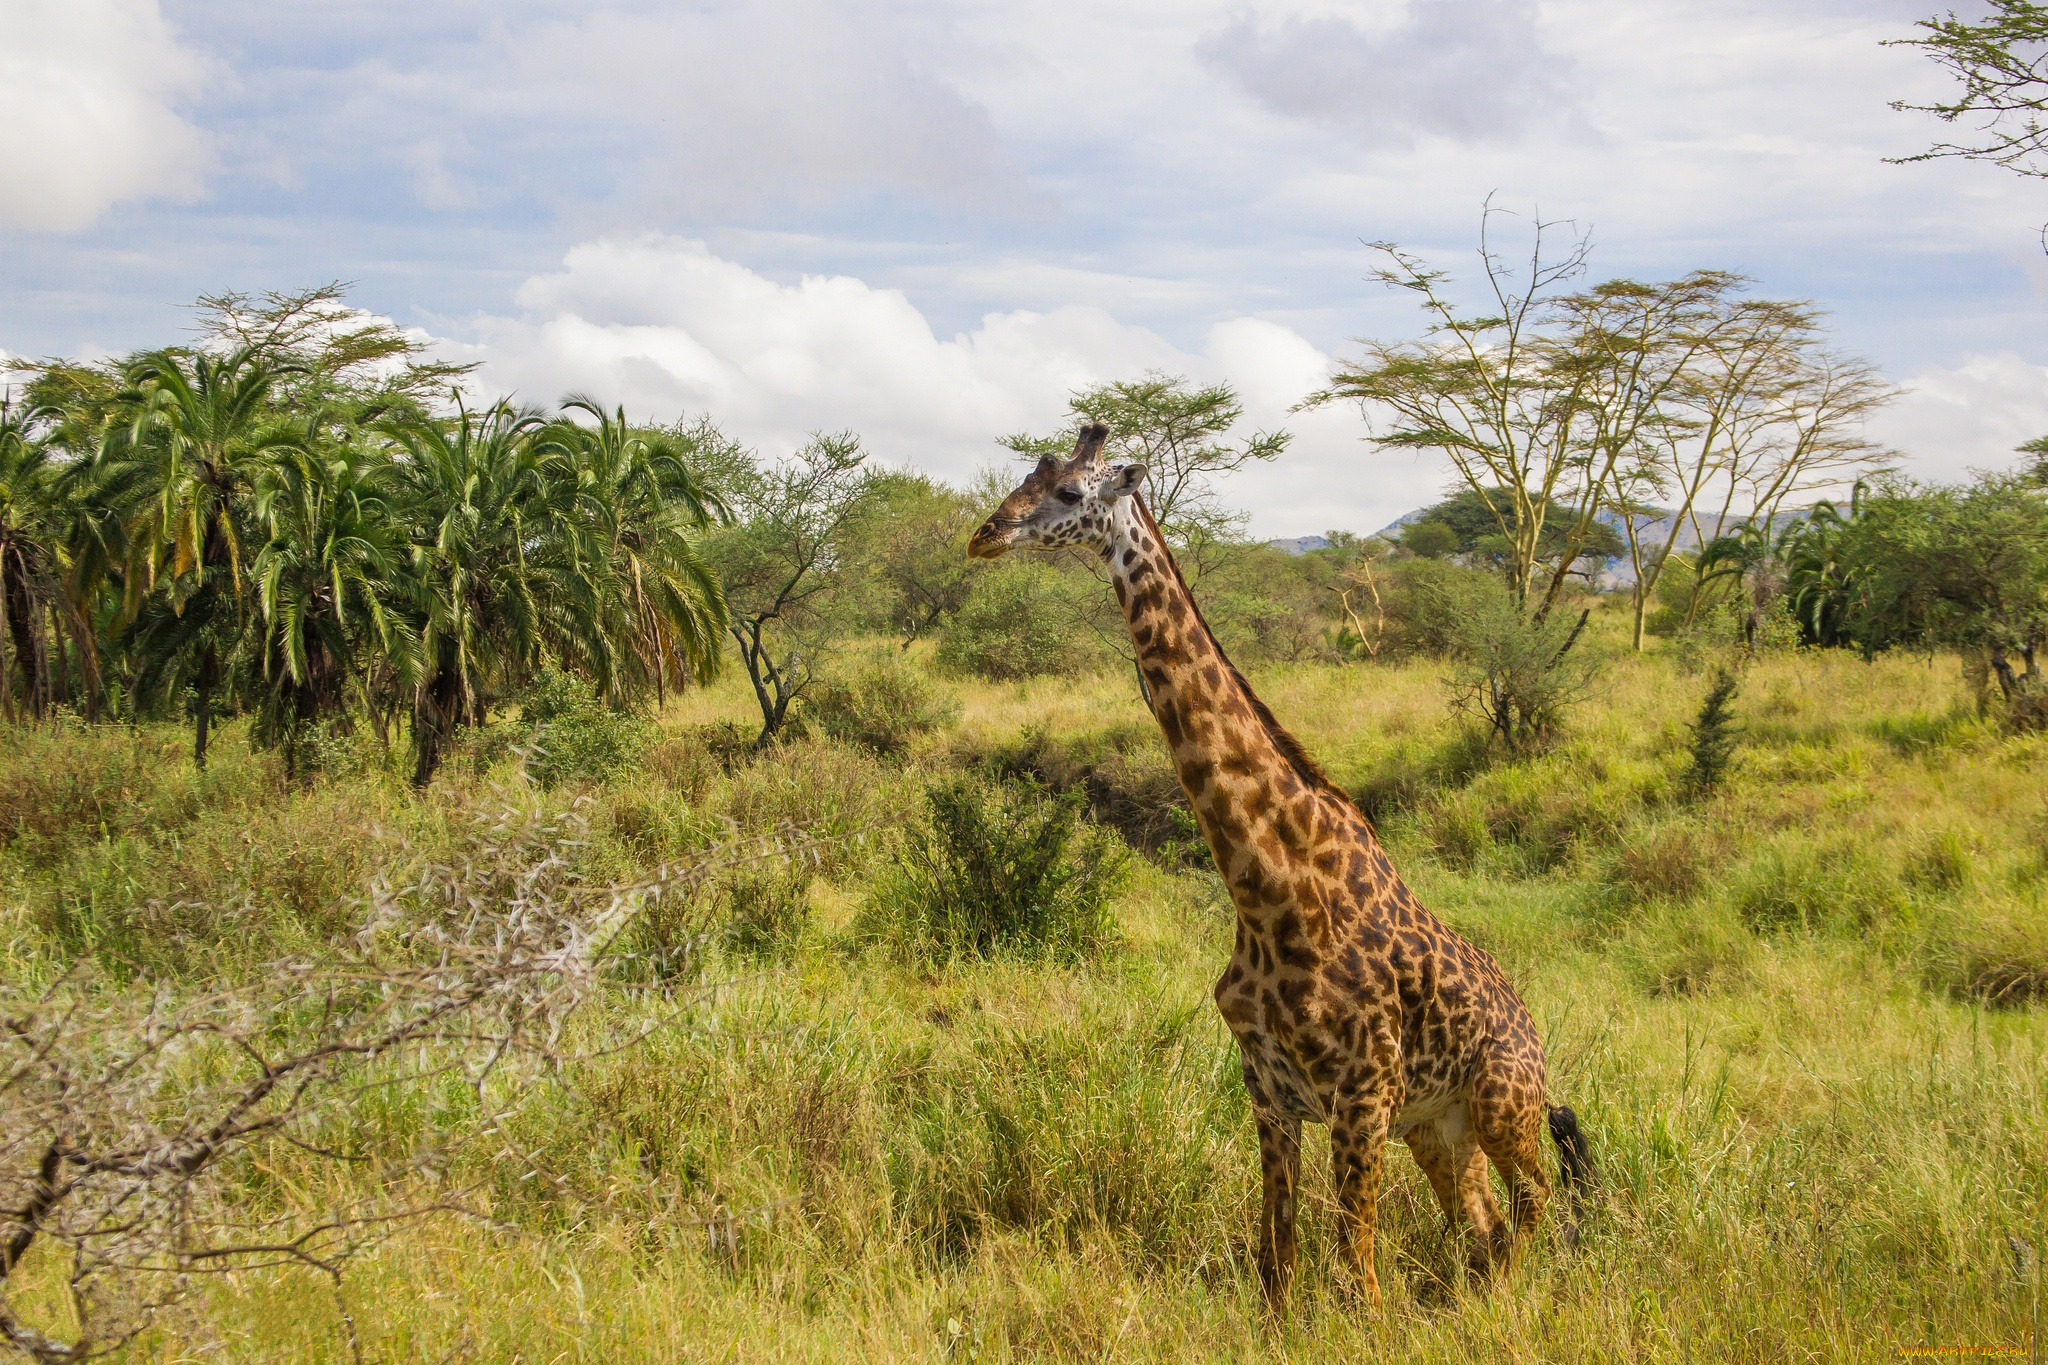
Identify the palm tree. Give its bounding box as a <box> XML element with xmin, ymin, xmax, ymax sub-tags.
<box><xmin>551</xmin><ymin>396</ymin><xmax>728</xmax><ymax>706</ymax></box>
<box><xmin>0</xmin><ymin>398</ymin><xmax>62</xmax><ymax>720</ymax></box>
<box><xmin>1779</xmin><ymin>487</ymin><xmax>1867</xmax><ymax>649</ymax></box>
<box><xmin>104</xmin><ymin>346</ymin><xmax>303</xmax><ymax>766</ymax></box>
<box><xmin>384</xmin><ymin>396</ymin><xmax>595</xmax><ymax>787</ymax></box>
<box><xmin>250</xmin><ymin>428</ymin><xmax>416</xmax><ymax>781</ymax></box>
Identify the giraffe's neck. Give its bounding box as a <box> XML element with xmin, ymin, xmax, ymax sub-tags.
<box><xmin>1105</xmin><ymin>498</ymin><xmax>1329</xmax><ymax>904</ymax></box>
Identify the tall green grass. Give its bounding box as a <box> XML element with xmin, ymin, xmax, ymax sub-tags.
<box><xmin>2</xmin><ymin>610</ymin><xmax>2043</xmax><ymax>1361</ymax></box>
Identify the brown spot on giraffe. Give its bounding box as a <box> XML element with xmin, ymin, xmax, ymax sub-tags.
<box><xmin>969</xmin><ymin>423</ymin><xmax>1596</xmax><ymax>1310</ymax></box>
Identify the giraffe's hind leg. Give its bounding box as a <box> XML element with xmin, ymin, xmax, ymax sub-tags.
<box><xmin>1406</xmin><ymin>1115</ymin><xmax>1505</xmax><ymax>1279</ymax></box>
<box><xmin>1472</xmin><ymin>1084</ymin><xmax>1551</xmax><ymax>1271</ymax></box>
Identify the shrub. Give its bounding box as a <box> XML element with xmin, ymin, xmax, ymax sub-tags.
<box><xmin>507</xmin><ymin>666</ymin><xmax>652</xmax><ymax>789</ymax></box>
<box><xmin>868</xmin><ymin>775</ymin><xmax>1126</xmax><ymax>962</ymax></box>
<box><xmin>807</xmin><ymin>649</ymin><xmax>960</xmax><ymax>756</ymax></box>
<box><xmin>639</xmin><ymin>727</ymin><xmax>737</xmax><ymax>802</ymax></box>
<box><xmin>1203</xmin><ymin>575</ymin><xmax>1337</xmax><ymax>663</ymax></box>
<box><xmin>936</xmin><ymin>559</ymin><xmax>1114</xmax><ymax>680</ymax></box>
<box><xmin>976</xmin><ymin>722</ymin><xmax>1192</xmax><ymax>862</ymax></box>
<box><xmin>1607</xmin><ymin>824</ymin><xmax>1729</xmax><ymax>906</ymax></box>
<box><xmin>1377</xmin><ymin>558</ymin><xmax>1493</xmax><ymax>659</ymax></box>
<box><xmin>1443</xmin><ymin>589</ymin><xmax>1598</xmax><ymax>754</ymax></box>
<box><xmin>1684</xmin><ymin>668</ymin><xmax>1743</xmax><ymax>797</ymax></box>
<box><xmin>716</xmin><ymin>737</ymin><xmax>901</xmax><ymax>879</ymax></box>
<box><xmin>1904</xmin><ymin>828</ymin><xmax>1974</xmax><ymax>893</ymax></box>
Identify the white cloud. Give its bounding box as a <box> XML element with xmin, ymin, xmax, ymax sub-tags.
<box><xmin>1868</xmin><ymin>352</ymin><xmax>2048</xmax><ymax>482</ymax></box>
<box><xmin>1197</xmin><ymin>0</ymin><xmax>1578</xmax><ymax>147</ymax></box>
<box><xmin>403</xmin><ymin>138</ymin><xmax>475</xmax><ymax>212</ymax></box>
<box><xmin>0</xmin><ymin>0</ymin><xmax>213</xmax><ymax>231</ymax></box>
<box><xmin>526</xmin><ymin>2</ymin><xmax>1037</xmax><ymax>216</ymax></box>
<box><xmin>442</xmin><ymin>235</ymin><xmax>1431</xmax><ymax>535</ymax></box>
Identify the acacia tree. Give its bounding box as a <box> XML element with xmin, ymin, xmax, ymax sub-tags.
<box><xmin>1614</xmin><ymin>331</ymin><xmax>1893</xmax><ymax>650</ymax></box>
<box><xmin>1311</xmin><ymin>209</ymin><xmax>1891</xmax><ymax>650</ymax></box>
<box><xmin>1302</xmin><ymin>205</ymin><xmax>1602</xmax><ymax>617</ymax></box>
<box><xmin>703</xmin><ymin>433</ymin><xmax>874</xmax><ymax>745</ymax></box>
<box><xmin>189</xmin><ymin>282</ymin><xmax>475</xmax><ymax>421</ymax></box>
<box><xmin>1890</xmin><ymin>1</ymin><xmax>2048</xmax><ymax>244</ymax></box>
<box><xmin>1003</xmin><ymin>375</ymin><xmax>1286</xmax><ymax>568</ymax></box>
<box><xmin>851</xmin><ymin>471</ymin><xmax>980</xmax><ymax>649</ymax></box>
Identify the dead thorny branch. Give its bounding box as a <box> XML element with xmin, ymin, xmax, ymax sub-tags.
<box><xmin>0</xmin><ymin>793</ymin><xmax>835</xmax><ymax>1360</ymax></box>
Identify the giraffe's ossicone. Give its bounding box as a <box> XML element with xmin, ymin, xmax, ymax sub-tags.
<box><xmin>970</xmin><ymin>423</ymin><xmax>1597</xmax><ymax>1309</ymax></box>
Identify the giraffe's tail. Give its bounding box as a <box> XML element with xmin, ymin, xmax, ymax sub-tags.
<box><xmin>1545</xmin><ymin>1103</ymin><xmax>1599</xmax><ymax>1247</ymax></box>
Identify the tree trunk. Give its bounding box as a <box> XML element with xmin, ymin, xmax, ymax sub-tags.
<box><xmin>1</xmin><ymin>554</ymin><xmax>42</xmax><ymax>721</ymax></box>
<box><xmin>732</xmin><ymin>620</ymin><xmax>789</xmax><ymax>747</ymax></box>
<box><xmin>1963</xmin><ymin>647</ymin><xmax>1994</xmax><ymax>717</ymax></box>
<box><xmin>411</xmin><ymin>665</ymin><xmax>463</xmax><ymax>789</ymax></box>
<box><xmin>1989</xmin><ymin>644</ymin><xmax>2020</xmax><ymax>704</ymax></box>
<box><xmin>193</xmin><ymin>643</ymin><xmax>218</xmax><ymax>770</ymax></box>
<box><xmin>47</xmin><ymin>601</ymin><xmax>67</xmax><ymax>712</ymax></box>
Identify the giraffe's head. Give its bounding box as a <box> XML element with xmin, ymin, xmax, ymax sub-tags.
<box><xmin>967</xmin><ymin>422</ymin><xmax>1148</xmax><ymax>560</ymax></box>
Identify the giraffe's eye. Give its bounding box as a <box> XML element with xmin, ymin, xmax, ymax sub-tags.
<box><xmin>1055</xmin><ymin>487</ymin><xmax>1083</xmax><ymax>505</ymax></box>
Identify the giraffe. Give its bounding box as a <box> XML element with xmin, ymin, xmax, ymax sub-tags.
<box><xmin>968</xmin><ymin>423</ymin><xmax>1595</xmax><ymax>1309</ymax></box>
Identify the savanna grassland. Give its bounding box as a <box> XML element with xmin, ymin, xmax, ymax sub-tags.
<box><xmin>3</xmin><ymin>600</ymin><xmax>2045</xmax><ymax>1363</ymax></box>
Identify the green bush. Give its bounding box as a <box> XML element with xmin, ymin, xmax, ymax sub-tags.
<box><xmin>1606</xmin><ymin>823</ymin><xmax>1730</xmax><ymax>906</ymax></box>
<box><xmin>975</xmin><ymin>721</ymin><xmax>1193</xmax><ymax>863</ymax></box>
<box><xmin>868</xmin><ymin>774</ymin><xmax>1126</xmax><ymax>962</ymax></box>
<box><xmin>716</xmin><ymin>737</ymin><xmax>902</xmax><ymax>880</ymax></box>
<box><xmin>936</xmin><ymin>560</ymin><xmax>1113</xmax><ymax>680</ymax></box>
<box><xmin>506</xmin><ymin>666</ymin><xmax>653</xmax><ymax>789</ymax></box>
<box><xmin>1202</xmin><ymin>563</ymin><xmax>1337</xmax><ymax>663</ymax></box>
<box><xmin>1376</xmin><ymin>558</ymin><xmax>1494</xmax><ymax>658</ymax></box>
<box><xmin>1683</xmin><ymin>668</ymin><xmax>1743</xmax><ymax>797</ymax></box>
<box><xmin>1443</xmin><ymin>588</ymin><xmax>1598</xmax><ymax>753</ymax></box>
<box><xmin>806</xmin><ymin>649</ymin><xmax>960</xmax><ymax>756</ymax></box>
<box><xmin>1904</xmin><ymin>828</ymin><xmax>1975</xmax><ymax>893</ymax></box>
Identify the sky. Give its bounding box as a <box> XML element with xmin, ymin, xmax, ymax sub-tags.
<box><xmin>2</xmin><ymin>0</ymin><xmax>2045</xmax><ymax>536</ymax></box>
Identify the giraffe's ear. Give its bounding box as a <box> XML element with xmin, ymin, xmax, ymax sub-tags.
<box><xmin>1105</xmin><ymin>463</ymin><xmax>1147</xmax><ymax>500</ymax></box>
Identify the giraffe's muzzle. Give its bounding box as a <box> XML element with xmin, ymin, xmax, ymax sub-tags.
<box><xmin>967</xmin><ymin>519</ymin><xmax>1013</xmax><ymax>559</ymax></box>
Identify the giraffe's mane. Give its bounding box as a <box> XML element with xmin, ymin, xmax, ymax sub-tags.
<box><xmin>1131</xmin><ymin>496</ymin><xmax>1364</xmax><ymax>819</ymax></box>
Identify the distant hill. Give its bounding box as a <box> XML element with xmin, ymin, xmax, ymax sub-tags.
<box><xmin>1269</xmin><ymin>505</ymin><xmax>1810</xmax><ymax>586</ymax></box>
<box><xmin>1265</xmin><ymin>535</ymin><xmax>1331</xmax><ymax>556</ymax></box>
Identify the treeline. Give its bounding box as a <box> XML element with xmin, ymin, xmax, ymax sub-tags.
<box><xmin>1776</xmin><ymin>464</ymin><xmax>2048</xmax><ymax>721</ymax></box>
<box><xmin>6</xmin><ymin>269</ymin><xmax>2047</xmax><ymax>781</ymax></box>
<box><xmin>0</xmin><ymin>287</ymin><xmax>1368</xmax><ymax>779</ymax></box>
<box><xmin>0</xmin><ymin>287</ymin><xmax>728</xmax><ymax>784</ymax></box>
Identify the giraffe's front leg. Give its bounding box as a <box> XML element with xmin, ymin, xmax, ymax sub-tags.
<box><xmin>1254</xmin><ymin>1109</ymin><xmax>1301</xmax><ymax>1308</ymax></box>
<box><xmin>1330</xmin><ymin>1095</ymin><xmax>1394</xmax><ymax>1309</ymax></box>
